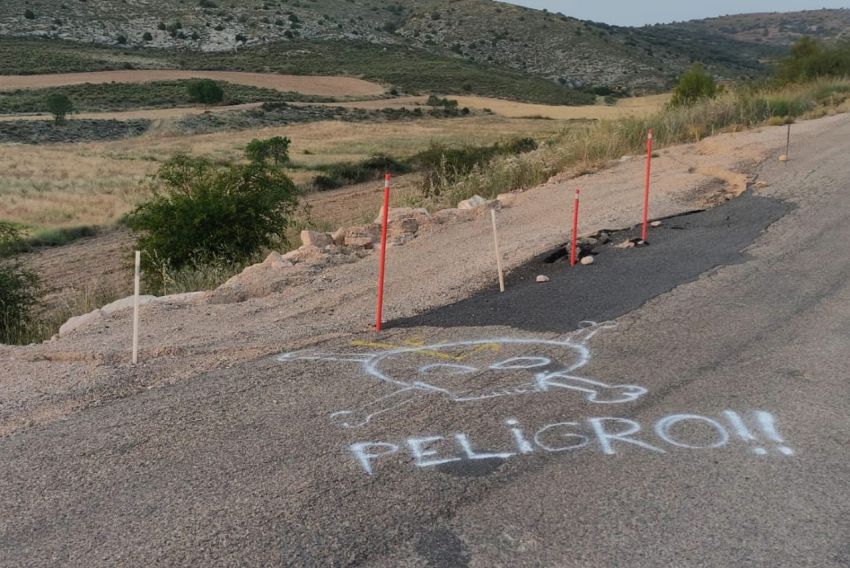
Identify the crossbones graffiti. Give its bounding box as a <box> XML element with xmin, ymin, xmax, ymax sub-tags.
<box><xmin>277</xmin><ymin>321</ymin><xmax>646</xmax><ymax>428</ymax></box>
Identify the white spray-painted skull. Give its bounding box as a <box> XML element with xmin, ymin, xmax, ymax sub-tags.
<box><xmin>277</xmin><ymin>321</ymin><xmax>646</xmax><ymax>428</ymax></box>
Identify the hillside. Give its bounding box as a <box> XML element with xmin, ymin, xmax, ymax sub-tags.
<box><xmin>661</xmin><ymin>9</ymin><xmax>850</xmax><ymax>47</ymax></box>
<box><xmin>1</xmin><ymin>2</ymin><xmax>848</xmax><ymax>97</ymax></box>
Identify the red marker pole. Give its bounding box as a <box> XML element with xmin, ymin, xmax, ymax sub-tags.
<box><xmin>570</xmin><ymin>189</ymin><xmax>581</xmax><ymax>267</ymax></box>
<box><xmin>375</xmin><ymin>173</ymin><xmax>391</xmax><ymax>332</ymax></box>
<box><xmin>641</xmin><ymin>128</ymin><xmax>654</xmax><ymax>242</ymax></box>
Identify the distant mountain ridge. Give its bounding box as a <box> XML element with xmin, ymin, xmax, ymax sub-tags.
<box><xmin>1</xmin><ymin>1</ymin><xmax>847</xmax><ymax>92</ymax></box>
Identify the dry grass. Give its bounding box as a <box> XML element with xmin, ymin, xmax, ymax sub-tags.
<box><xmin>310</xmin><ymin>94</ymin><xmax>668</xmax><ymax>120</ymax></box>
<box><xmin>0</xmin><ymin>115</ymin><xmax>574</xmax><ymax>231</ymax></box>
<box><xmin>0</xmin><ymin>70</ymin><xmax>386</xmax><ymax>97</ymax></box>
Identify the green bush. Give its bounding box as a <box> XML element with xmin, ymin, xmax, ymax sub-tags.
<box><xmin>186</xmin><ymin>78</ymin><xmax>224</xmax><ymax>105</ymax></box>
<box><xmin>0</xmin><ymin>221</ymin><xmax>23</xmax><ymax>257</ymax></box>
<box><xmin>246</xmin><ymin>136</ymin><xmax>291</xmax><ymax>166</ymax></box>
<box><xmin>125</xmin><ymin>156</ymin><xmax>298</xmax><ymax>290</ymax></box>
<box><xmin>45</xmin><ymin>93</ymin><xmax>73</xmax><ymax>124</ymax></box>
<box><xmin>0</xmin><ymin>223</ymin><xmax>42</xmax><ymax>344</ymax></box>
<box><xmin>670</xmin><ymin>64</ymin><xmax>717</xmax><ymax>107</ymax></box>
<box><xmin>0</xmin><ymin>261</ymin><xmax>41</xmax><ymax>344</ymax></box>
<box><xmin>776</xmin><ymin>37</ymin><xmax>850</xmax><ymax>85</ymax></box>
<box><xmin>310</xmin><ymin>153</ymin><xmax>411</xmax><ymax>191</ymax></box>
<box><xmin>412</xmin><ymin>138</ymin><xmax>539</xmax><ymax>198</ymax></box>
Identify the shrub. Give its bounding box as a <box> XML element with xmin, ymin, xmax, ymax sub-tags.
<box><xmin>776</xmin><ymin>37</ymin><xmax>850</xmax><ymax>85</ymax></box>
<box><xmin>0</xmin><ymin>224</ymin><xmax>41</xmax><ymax>344</ymax></box>
<box><xmin>24</xmin><ymin>9</ymin><xmax>36</xmax><ymax>19</ymax></box>
<box><xmin>412</xmin><ymin>138</ymin><xmax>539</xmax><ymax>198</ymax></box>
<box><xmin>0</xmin><ymin>222</ymin><xmax>23</xmax><ymax>257</ymax></box>
<box><xmin>0</xmin><ymin>260</ymin><xmax>42</xmax><ymax>345</ymax></box>
<box><xmin>142</xmin><ymin>32</ymin><xmax>153</xmax><ymax>41</ymax></box>
<box><xmin>125</xmin><ymin>156</ymin><xmax>298</xmax><ymax>289</ymax></box>
<box><xmin>670</xmin><ymin>64</ymin><xmax>717</xmax><ymax>107</ymax></box>
<box><xmin>310</xmin><ymin>154</ymin><xmax>411</xmax><ymax>191</ymax></box>
<box><xmin>186</xmin><ymin>79</ymin><xmax>224</xmax><ymax>105</ymax></box>
<box><xmin>45</xmin><ymin>93</ymin><xmax>73</xmax><ymax>124</ymax></box>
<box><xmin>245</xmin><ymin>136</ymin><xmax>291</xmax><ymax>166</ymax></box>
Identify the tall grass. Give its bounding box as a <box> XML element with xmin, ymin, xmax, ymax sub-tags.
<box><xmin>423</xmin><ymin>79</ymin><xmax>850</xmax><ymax>208</ymax></box>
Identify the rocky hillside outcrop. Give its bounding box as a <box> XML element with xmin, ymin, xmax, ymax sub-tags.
<box><xmin>4</xmin><ymin>2</ymin><xmax>842</xmax><ymax>92</ymax></box>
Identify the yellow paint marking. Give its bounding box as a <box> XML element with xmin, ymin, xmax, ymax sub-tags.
<box><xmin>349</xmin><ymin>339</ymin><xmax>502</xmax><ymax>362</ymax></box>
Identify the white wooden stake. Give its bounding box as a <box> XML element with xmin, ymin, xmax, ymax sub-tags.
<box><xmin>490</xmin><ymin>209</ymin><xmax>506</xmax><ymax>293</ymax></box>
<box><xmin>132</xmin><ymin>251</ymin><xmax>140</xmax><ymax>365</ymax></box>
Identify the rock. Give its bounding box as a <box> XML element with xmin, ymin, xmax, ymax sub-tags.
<box><xmin>536</xmin><ymin>275</ymin><xmax>551</xmax><ymax>283</ymax></box>
<box><xmin>375</xmin><ymin>207</ymin><xmax>431</xmax><ymax>226</ymax></box>
<box><xmin>619</xmin><ymin>155</ymin><xmax>633</xmax><ymax>162</ymax></box>
<box><xmin>597</xmin><ymin>232</ymin><xmax>611</xmax><ymax>244</ymax></box>
<box><xmin>580</xmin><ymin>255</ymin><xmax>596</xmax><ymax>266</ymax></box>
<box><xmin>616</xmin><ymin>239</ymin><xmax>635</xmax><ymax>249</ymax></box>
<box><xmin>389</xmin><ymin>217</ymin><xmax>419</xmax><ymax>237</ymax></box>
<box><xmin>754</xmin><ymin>181</ymin><xmax>769</xmax><ymax>189</ymax></box>
<box><xmin>778</xmin><ymin>154</ymin><xmax>788</xmax><ymax>162</ymax></box>
<box><xmin>157</xmin><ymin>291</ymin><xmax>208</xmax><ymax>305</ymax></box>
<box><xmin>263</xmin><ymin>251</ymin><xmax>294</xmax><ymax>269</ymax></box>
<box><xmin>432</xmin><ymin>208</ymin><xmax>475</xmax><ymax>224</ymax></box>
<box><xmin>300</xmin><ymin>229</ymin><xmax>333</xmax><ymax>248</ymax></box>
<box><xmin>209</xmin><ymin>250</ymin><xmax>305</xmax><ymax>304</ymax></box>
<box><xmin>457</xmin><ymin>195</ymin><xmax>488</xmax><ymax>210</ymax></box>
<box><xmin>100</xmin><ymin>294</ymin><xmax>156</xmax><ymax>316</ymax></box>
<box><xmin>58</xmin><ymin>309</ymin><xmax>104</xmax><ymax>337</ymax></box>
<box><xmin>343</xmin><ymin>224</ymin><xmax>381</xmax><ymax>248</ymax></box>
<box><xmin>496</xmin><ymin>192</ymin><xmax>518</xmax><ymax>208</ymax></box>
<box><xmin>578</xmin><ymin>237</ymin><xmax>598</xmax><ymax>247</ymax></box>
<box><xmin>281</xmin><ymin>245</ymin><xmax>325</xmax><ymax>264</ymax></box>
<box><xmin>331</xmin><ymin>228</ymin><xmax>346</xmax><ymax>246</ymax></box>
<box><xmin>650</xmin><ymin>220</ymin><xmax>663</xmax><ymax>228</ymax></box>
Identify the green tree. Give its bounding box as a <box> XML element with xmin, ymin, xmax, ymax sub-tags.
<box><xmin>245</xmin><ymin>136</ymin><xmax>291</xmax><ymax>166</ymax></box>
<box><xmin>0</xmin><ymin>223</ymin><xmax>42</xmax><ymax>345</ymax></box>
<box><xmin>669</xmin><ymin>64</ymin><xmax>717</xmax><ymax>107</ymax></box>
<box><xmin>45</xmin><ymin>93</ymin><xmax>73</xmax><ymax>124</ymax></box>
<box><xmin>776</xmin><ymin>37</ymin><xmax>850</xmax><ymax>84</ymax></box>
<box><xmin>125</xmin><ymin>156</ymin><xmax>298</xmax><ymax>287</ymax></box>
<box><xmin>186</xmin><ymin>79</ymin><xmax>224</xmax><ymax>105</ymax></box>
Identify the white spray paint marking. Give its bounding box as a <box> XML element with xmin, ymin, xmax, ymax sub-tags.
<box><xmin>276</xmin><ymin>321</ymin><xmax>645</xmax><ymax>428</ymax></box>
<box><xmin>349</xmin><ymin>410</ymin><xmax>796</xmax><ymax>475</ymax></box>
<box><xmin>275</xmin><ymin>324</ymin><xmax>798</xmax><ymax>474</ymax></box>
<box><xmin>654</xmin><ymin>414</ymin><xmax>730</xmax><ymax>449</ymax></box>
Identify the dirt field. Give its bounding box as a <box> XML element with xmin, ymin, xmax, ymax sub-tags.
<box><xmin>314</xmin><ymin>94</ymin><xmax>668</xmax><ymax>119</ymax></box>
<box><xmin>0</xmin><ymin>103</ymin><xmax>265</xmax><ymax>122</ymax></box>
<box><xmin>0</xmin><ymin>70</ymin><xmax>386</xmax><ymax>97</ymax></box>
<box><xmin>0</xmin><ymin>116</ymin><xmax>572</xmax><ymax>230</ymax></box>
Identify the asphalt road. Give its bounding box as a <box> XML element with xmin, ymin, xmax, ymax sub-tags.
<box><xmin>2</xmin><ymin>122</ymin><xmax>850</xmax><ymax>566</ymax></box>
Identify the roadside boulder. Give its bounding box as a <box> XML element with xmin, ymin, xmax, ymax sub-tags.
<box><xmin>497</xmin><ymin>192</ymin><xmax>518</xmax><ymax>208</ymax></box>
<box><xmin>331</xmin><ymin>228</ymin><xmax>346</xmax><ymax>246</ymax></box>
<box><xmin>282</xmin><ymin>245</ymin><xmax>325</xmax><ymax>264</ymax></box>
<box><xmin>432</xmin><ymin>208</ymin><xmax>476</xmax><ymax>224</ymax></box>
<box><xmin>58</xmin><ymin>309</ymin><xmax>104</xmax><ymax>337</ymax></box>
<box><xmin>300</xmin><ymin>229</ymin><xmax>333</xmax><ymax>249</ymax></box>
<box><xmin>457</xmin><ymin>195</ymin><xmax>489</xmax><ymax>210</ymax></box>
<box><xmin>100</xmin><ymin>294</ymin><xmax>156</xmax><ymax>316</ymax></box>
<box><xmin>536</xmin><ymin>275</ymin><xmax>551</xmax><ymax>283</ymax></box>
<box><xmin>343</xmin><ymin>224</ymin><xmax>381</xmax><ymax>248</ymax></box>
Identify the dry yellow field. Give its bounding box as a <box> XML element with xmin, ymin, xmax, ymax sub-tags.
<box><xmin>311</xmin><ymin>94</ymin><xmax>668</xmax><ymax>119</ymax></box>
<box><xmin>0</xmin><ymin>70</ymin><xmax>387</xmax><ymax>97</ymax></box>
<box><xmin>0</xmin><ymin>116</ymin><xmax>574</xmax><ymax>231</ymax></box>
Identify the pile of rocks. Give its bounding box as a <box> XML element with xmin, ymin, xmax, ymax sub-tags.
<box><xmin>55</xmin><ymin>193</ymin><xmax>525</xmax><ymax>336</ymax></box>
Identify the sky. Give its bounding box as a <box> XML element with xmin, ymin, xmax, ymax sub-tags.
<box><xmin>507</xmin><ymin>1</ymin><xmax>850</xmax><ymax>27</ymax></box>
